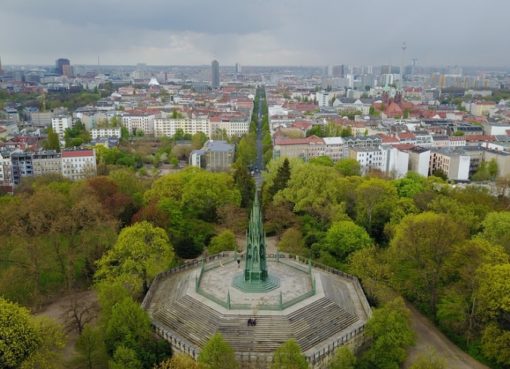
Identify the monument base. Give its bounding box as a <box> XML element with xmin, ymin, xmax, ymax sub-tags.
<box><xmin>232</xmin><ymin>273</ymin><xmax>280</xmax><ymax>293</ymax></box>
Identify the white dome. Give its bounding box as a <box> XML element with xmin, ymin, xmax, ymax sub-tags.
<box><xmin>148</xmin><ymin>77</ymin><xmax>160</xmax><ymax>86</ymax></box>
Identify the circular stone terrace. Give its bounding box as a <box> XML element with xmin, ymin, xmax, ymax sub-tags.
<box><xmin>143</xmin><ymin>252</ymin><xmax>372</xmax><ymax>369</ymax></box>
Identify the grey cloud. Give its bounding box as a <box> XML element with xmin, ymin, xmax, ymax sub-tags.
<box><xmin>1</xmin><ymin>0</ymin><xmax>509</xmax><ymax>66</ymax></box>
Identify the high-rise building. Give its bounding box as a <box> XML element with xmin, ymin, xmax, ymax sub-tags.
<box><xmin>55</xmin><ymin>58</ymin><xmax>70</xmax><ymax>75</ymax></box>
<box><xmin>235</xmin><ymin>62</ymin><xmax>241</xmax><ymax>74</ymax></box>
<box><xmin>211</xmin><ymin>60</ymin><xmax>220</xmax><ymax>89</ymax></box>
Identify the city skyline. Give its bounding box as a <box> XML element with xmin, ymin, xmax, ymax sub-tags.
<box><xmin>1</xmin><ymin>0</ymin><xmax>509</xmax><ymax>67</ymax></box>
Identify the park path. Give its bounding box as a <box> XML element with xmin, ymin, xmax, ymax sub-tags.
<box><xmin>35</xmin><ymin>290</ymin><xmax>98</xmax><ymax>361</ymax></box>
<box><xmin>404</xmin><ymin>303</ymin><xmax>490</xmax><ymax>369</ymax></box>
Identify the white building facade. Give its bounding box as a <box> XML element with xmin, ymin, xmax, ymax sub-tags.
<box><xmin>61</xmin><ymin>149</ymin><xmax>97</xmax><ymax>181</ymax></box>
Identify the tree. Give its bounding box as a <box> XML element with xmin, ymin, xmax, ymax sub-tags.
<box><xmin>74</xmin><ymin>325</ymin><xmax>108</xmax><ymax>369</ymax></box>
<box><xmin>335</xmin><ymin>158</ymin><xmax>360</xmax><ymax>177</ymax></box>
<box><xmin>95</xmin><ymin>221</ymin><xmax>174</xmax><ymax>294</ymax></box>
<box><xmin>480</xmin><ymin>211</ymin><xmax>510</xmax><ymax>253</ymax></box>
<box><xmin>475</xmin><ymin>263</ymin><xmax>510</xmax><ymax>321</ymax></box>
<box><xmin>181</xmin><ymin>170</ymin><xmax>241</xmax><ymax>222</ymax></box>
<box><xmin>393</xmin><ymin>172</ymin><xmax>427</xmax><ymax>198</ymax></box>
<box><xmin>235</xmin><ymin>133</ymin><xmax>257</xmax><ymax>167</ymax></box>
<box><xmin>44</xmin><ymin>127</ymin><xmax>60</xmax><ymax>152</ymax></box>
<box><xmin>323</xmin><ymin>220</ymin><xmax>372</xmax><ymax>261</ymax></box>
<box><xmin>328</xmin><ymin>346</ymin><xmax>356</xmax><ymax>369</ymax></box>
<box><xmin>278</xmin><ymin>228</ymin><xmax>307</xmax><ymax>256</ymax></box>
<box><xmin>191</xmin><ymin>132</ymin><xmax>208</xmax><ymax>150</ymax></box>
<box><xmin>431</xmin><ymin>169</ymin><xmax>448</xmax><ymax>181</ymax></box>
<box><xmin>408</xmin><ymin>350</ymin><xmax>446</xmax><ymax>369</ymax></box>
<box><xmin>0</xmin><ymin>298</ymin><xmax>41</xmax><ymax>369</ymax></box>
<box><xmin>436</xmin><ymin>239</ymin><xmax>508</xmax><ymax>339</ymax></box>
<box><xmin>198</xmin><ymin>333</ymin><xmax>239</xmax><ymax>369</ymax></box>
<box><xmin>355</xmin><ymin>178</ymin><xmax>398</xmax><ymax>240</ymax></box>
<box><xmin>233</xmin><ymin>164</ymin><xmax>255</xmax><ymax>208</ymax></box>
<box><xmin>104</xmin><ymin>297</ymin><xmax>152</xmax><ymax>355</ymax></box>
<box><xmin>208</xmin><ymin>230</ymin><xmax>238</xmax><ymax>254</ymax></box>
<box><xmin>271</xmin><ymin>339</ymin><xmax>308</xmax><ymax>369</ymax></box>
<box><xmin>0</xmin><ymin>298</ymin><xmax>65</xmax><ymax>369</ymax></box>
<box><xmin>268</xmin><ymin>158</ymin><xmax>291</xmax><ymax>199</ymax></box>
<box><xmin>109</xmin><ymin>346</ymin><xmax>142</xmax><ymax>369</ymax></box>
<box><xmin>390</xmin><ymin>212</ymin><xmax>465</xmax><ymax>313</ymax></box>
<box><xmin>308</xmin><ymin>155</ymin><xmax>334</xmax><ymax>167</ymax></box>
<box><xmin>360</xmin><ymin>297</ymin><xmax>414</xmax><ymax>369</ymax></box>
<box><xmin>19</xmin><ymin>317</ymin><xmax>66</xmax><ymax>369</ymax></box>
<box><xmin>156</xmin><ymin>354</ymin><xmax>200</xmax><ymax>369</ymax></box>
<box><xmin>278</xmin><ymin>164</ymin><xmax>342</xmax><ymax>221</ymax></box>
<box><xmin>481</xmin><ymin>323</ymin><xmax>510</xmax><ymax>366</ymax></box>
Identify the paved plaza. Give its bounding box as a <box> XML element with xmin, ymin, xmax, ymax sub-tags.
<box><xmin>200</xmin><ymin>260</ymin><xmax>312</xmax><ymax>307</ymax></box>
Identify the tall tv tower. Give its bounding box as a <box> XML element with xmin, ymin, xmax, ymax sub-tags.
<box><xmin>400</xmin><ymin>41</ymin><xmax>407</xmax><ymax>88</ymax></box>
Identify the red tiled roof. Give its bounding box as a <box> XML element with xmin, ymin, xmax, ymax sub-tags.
<box><xmin>62</xmin><ymin>150</ymin><xmax>94</xmax><ymax>157</ymax></box>
<box><xmin>379</xmin><ymin>134</ymin><xmax>399</xmax><ymax>143</ymax></box>
<box><xmin>274</xmin><ymin>135</ymin><xmax>324</xmax><ymax>146</ymax></box>
<box><xmin>464</xmin><ymin>135</ymin><xmax>495</xmax><ymax>142</ymax></box>
<box><xmin>398</xmin><ymin>132</ymin><xmax>416</xmax><ymax>140</ymax></box>
<box><xmin>292</xmin><ymin>121</ymin><xmax>312</xmax><ymax>130</ymax></box>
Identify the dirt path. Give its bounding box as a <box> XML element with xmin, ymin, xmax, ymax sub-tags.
<box><xmin>404</xmin><ymin>304</ymin><xmax>489</xmax><ymax>369</ymax></box>
<box><xmin>36</xmin><ymin>290</ymin><xmax>98</xmax><ymax>361</ymax></box>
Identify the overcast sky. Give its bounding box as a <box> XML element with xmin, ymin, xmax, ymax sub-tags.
<box><xmin>1</xmin><ymin>0</ymin><xmax>509</xmax><ymax>67</ymax></box>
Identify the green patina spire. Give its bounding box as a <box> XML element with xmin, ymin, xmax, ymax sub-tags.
<box><xmin>244</xmin><ymin>193</ymin><xmax>268</xmax><ymax>282</ymax></box>
<box><xmin>232</xmin><ymin>191</ymin><xmax>279</xmax><ymax>292</ymax></box>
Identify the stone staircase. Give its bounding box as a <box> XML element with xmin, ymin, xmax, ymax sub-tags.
<box><xmin>153</xmin><ymin>295</ymin><xmax>222</xmax><ymax>347</ymax></box>
<box><xmin>288</xmin><ymin>297</ymin><xmax>359</xmax><ymax>351</ymax></box>
<box><xmin>219</xmin><ymin>315</ymin><xmax>291</xmax><ymax>353</ymax></box>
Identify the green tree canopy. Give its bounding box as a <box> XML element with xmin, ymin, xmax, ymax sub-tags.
<box><xmin>271</xmin><ymin>339</ymin><xmax>308</xmax><ymax>369</ymax></box>
<box><xmin>328</xmin><ymin>346</ymin><xmax>356</xmax><ymax>369</ymax></box>
<box><xmin>481</xmin><ymin>323</ymin><xmax>510</xmax><ymax>366</ymax></box>
<box><xmin>155</xmin><ymin>354</ymin><xmax>200</xmax><ymax>369</ymax></box>
<box><xmin>355</xmin><ymin>178</ymin><xmax>398</xmax><ymax>239</ymax></box>
<box><xmin>360</xmin><ymin>297</ymin><xmax>414</xmax><ymax>369</ymax></box>
<box><xmin>95</xmin><ymin>221</ymin><xmax>174</xmax><ymax>294</ymax></box>
<box><xmin>74</xmin><ymin>325</ymin><xmax>108</xmax><ymax>369</ymax></box>
<box><xmin>208</xmin><ymin>230</ymin><xmax>238</xmax><ymax>254</ymax></box>
<box><xmin>277</xmin><ymin>164</ymin><xmax>343</xmax><ymax>221</ymax></box>
<box><xmin>308</xmin><ymin>155</ymin><xmax>334</xmax><ymax>167</ymax></box>
<box><xmin>191</xmin><ymin>132</ymin><xmax>208</xmax><ymax>149</ymax></box>
<box><xmin>335</xmin><ymin>158</ymin><xmax>361</xmax><ymax>177</ymax></box>
<box><xmin>277</xmin><ymin>227</ymin><xmax>308</xmax><ymax>257</ymax></box>
<box><xmin>0</xmin><ymin>298</ymin><xmax>65</xmax><ymax>369</ymax></box>
<box><xmin>480</xmin><ymin>211</ymin><xmax>510</xmax><ymax>253</ymax></box>
<box><xmin>109</xmin><ymin>346</ymin><xmax>142</xmax><ymax>369</ymax></box>
<box><xmin>0</xmin><ymin>298</ymin><xmax>41</xmax><ymax>369</ymax></box>
<box><xmin>198</xmin><ymin>333</ymin><xmax>239</xmax><ymax>369</ymax></box>
<box><xmin>390</xmin><ymin>212</ymin><xmax>466</xmax><ymax>313</ymax></box>
<box><xmin>269</xmin><ymin>158</ymin><xmax>292</xmax><ymax>199</ymax></box>
<box><xmin>104</xmin><ymin>297</ymin><xmax>152</xmax><ymax>355</ymax></box>
<box><xmin>43</xmin><ymin>127</ymin><xmax>61</xmax><ymax>152</ymax></box>
<box><xmin>324</xmin><ymin>220</ymin><xmax>372</xmax><ymax>261</ymax></box>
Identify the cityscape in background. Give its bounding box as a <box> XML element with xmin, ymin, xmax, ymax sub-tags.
<box><xmin>1</xmin><ymin>55</ymin><xmax>510</xmax><ymax>192</ymax></box>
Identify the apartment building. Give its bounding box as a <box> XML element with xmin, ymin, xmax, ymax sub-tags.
<box><xmin>154</xmin><ymin>116</ymin><xmax>210</xmax><ymax>137</ymax></box>
<box><xmin>430</xmin><ymin>148</ymin><xmax>471</xmax><ymax>181</ymax></box>
<box><xmin>61</xmin><ymin>149</ymin><xmax>97</xmax><ymax>181</ymax></box>
<box><xmin>33</xmin><ymin>151</ymin><xmax>62</xmax><ymax>177</ymax></box>
<box><xmin>91</xmin><ymin>127</ymin><xmax>122</xmax><ymax>139</ymax></box>
<box><xmin>273</xmin><ymin>136</ymin><xmax>326</xmax><ymax>160</ymax></box>
<box><xmin>51</xmin><ymin>115</ymin><xmax>73</xmax><ymax>137</ymax></box>
<box><xmin>122</xmin><ymin>112</ymin><xmax>155</xmax><ymax>135</ymax></box>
